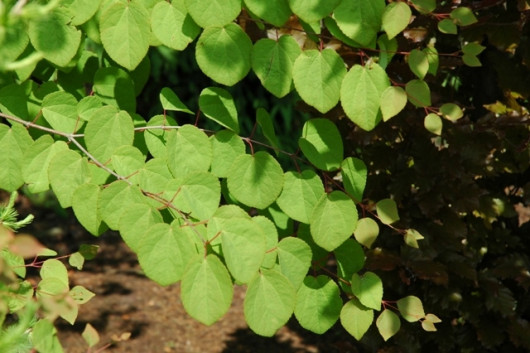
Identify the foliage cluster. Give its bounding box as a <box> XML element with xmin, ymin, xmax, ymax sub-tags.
<box><xmin>0</xmin><ymin>0</ymin><xmax>529</xmax><ymax>352</ymax></box>
<box><xmin>0</xmin><ymin>192</ymin><xmax>99</xmax><ymax>352</ymax></box>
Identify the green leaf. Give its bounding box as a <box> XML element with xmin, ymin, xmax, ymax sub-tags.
<box><xmin>244</xmin><ymin>0</ymin><xmax>291</xmax><ymax>26</ymax></box>
<box><xmin>340</xmin><ymin>298</ymin><xmax>374</xmax><ymax>340</ymax></box>
<box><xmin>68</xmin><ymin>0</ymin><xmax>102</xmax><ymax>26</ymax></box>
<box><xmin>196</xmin><ymin>23</ymin><xmax>252</xmax><ymax>86</ymax></box>
<box><xmin>0</xmin><ymin>124</ymin><xmax>33</xmax><ymax>192</ymax></box>
<box><xmin>210</xmin><ymin>130</ymin><xmax>246</xmax><ymax>178</ymax></box>
<box><xmin>251</xmin><ymin>36</ymin><xmax>301</xmax><ymax>98</ymax></box>
<box><xmin>298</xmin><ymin>118</ymin><xmax>343</xmax><ymax>171</ymax></box>
<box><xmin>181</xmin><ymin>255</ymin><xmax>234</xmax><ymax>325</ymax></box>
<box><xmin>462</xmin><ymin>42</ymin><xmax>486</xmax><ymax>56</ymax></box>
<box><xmin>276</xmin><ymin>170</ymin><xmax>325</xmax><ymax>223</ymax></box>
<box><xmin>376</xmin><ymin>198</ymin><xmax>400</xmax><ymax>225</ymax></box>
<box><xmin>335</xmin><ymin>239</ymin><xmax>365</xmax><ymax>293</ymax></box>
<box><xmin>69</xmin><ymin>285</ymin><xmax>95</xmax><ymax>304</ymax></box>
<box><xmin>410</xmin><ymin>0</ymin><xmax>436</xmax><ymax>13</ymax></box>
<box><xmin>380</xmin><ymin>86</ymin><xmax>407</xmax><ymax>122</ymax></box>
<box><xmin>405</xmin><ymin>79</ymin><xmax>431</xmax><ymax>107</ymax></box>
<box><xmin>408</xmin><ymin>49</ymin><xmax>429</xmax><ymax>80</ymax></box>
<box><xmin>341</xmin><ymin>157</ymin><xmax>367</xmax><ymax>202</ymax></box>
<box><xmin>351</xmin><ymin>272</ymin><xmax>383</xmax><ymax>310</ymax></box>
<box><xmin>341</xmin><ymin>63</ymin><xmax>390</xmax><ymax>131</ymax></box>
<box><xmin>440</xmin><ymin>103</ymin><xmax>464</xmax><ymax>121</ymax></box>
<box><xmin>293</xmin><ymin>49</ymin><xmax>346</xmax><ymax>114</ymax></box>
<box><xmin>277</xmin><ymin>237</ymin><xmax>312</xmax><ymax>289</ymax></box>
<box><xmin>294</xmin><ymin>275</ymin><xmax>342</xmax><ymax>334</ymax></box>
<box><xmin>404</xmin><ymin>228</ymin><xmax>425</xmax><ymax>248</ymax></box>
<box><xmin>256</xmin><ymin>108</ymin><xmax>280</xmax><ymax>152</ymax></box>
<box><xmin>462</xmin><ymin>54</ymin><xmax>482</xmax><ymax>67</ymax></box>
<box><xmin>438</xmin><ymin>18</ymin><xmax>457</xmax><ymax>34</ymax></box>
<box><xmin>77</xmin><ymin>96</ymin><xmax>103</xmax><ymax>122</ymax></box>
<box><xmin>1</xmin><ymin>249</ymin><xmax>25</xmax><ymax>278</ymax></box>
<box><xmin>40</xmin><ymin>259</ymin><xmax>69</xmax><ymax>288</ymax></box>
<box><xmin>110</xmin><ymin>145</ymin><xmax>145</xmax><ymax>183</ymax></box>
<box><xmin>382</xmin><ymin>2</ymin><xmax>411</xmax><ymax>39</ymax></box>
<box><xmin>69</xmin><ymin>252</ymin><xmax>85</xmax><ymax>270</ymax></box>
<box><xmin>100</xmin><ymin>1</ymin><xmax>151</xmax><ymax>70</ymax></box>
<box><xmin>207</xmin><ymin>205</ymin><xmax>251</xmax><ymax>247</ymax></box>
<box><xmin>28</xmin><ymin>9</ymin><xmax>81</xmax><ymax>67</ymax></box>
<box><xmin>450</xmin><ymin>7</ymin><xmax>478</xmax><ymax>26</ymax></box>
<box><xmin>310</xmin><ymin>191</ymin><xmax>358</xmax><ymax>251</ymax></box>
<box><xmin>119</xmin><ymin>203</ymin><xmax>163</xmax><ymax>252</ymax></box>
<box><xmin>32</xmin><ymin>319</ymin><xmax>63</xmax><ymax>353</ymax></box>
<box><xmin>41</xmin><ymin>91</ymin><xmax>80</xmax><ymax>133</ymax></box>
<box><xmin>85</xmin><ymin>106</ymin><xmax>135</xmax><ymax>162</ymax></box>
<box><xmin>199</xmin><ymin>87</ymin><xmax>239</xmax><ymax>133</ymax></box>
<box><xmin>244</xmin><ymin>269</ymin><xmax>296</xmax><ymax>337</ymax></box>
<box><xmin>22</xmin><ymin>137</ymin><xmax>68</xmax><ymax>193</ymax></box>
<box><xmin>185</xmin><ymin>0</ymin><xmax>241</xmax><ymax>27</ymax></box>
<box><xmin>377</xmin><ymin>34</ymin><xmax>398</xmax><ymax>70</ymax></box>
<box><xmin>167</xmin><ymin>124</ymin><xmax>212</xmax><ymax>177</ymax></box>
<box><xmin>72</xmin><ymin>183</ymin><xmax>107</xmax><ymax>236</ymax></box>
<box><xmin>376</xmin><ymin>309</ymin><xmax>401</xmax><ymax>341</ymax></box>
<box><xmin>160</xmin><ymin>87</ymin><xmax>193</xmax><ymax>114</ymax></box>
<box><xmin>93</xmin><ymin>67</ymin><xmax>136</xmax><ymax>113</ymax></box>
<box><xmin>422</xmin><ymin>313</ymin><xmax>442</xmax><ymax>331</ymax></box>
<box><xmin>288</xmin><ymin>0</ymin><xmax>340</xmax><ymax>23</ymax></box>
<box><xmin>424</xmin><ymin>46</ymin><xmax>439</xmax><ymax>75</ymax></box>
<box><xmin>397</xmin><ymin>295</ymin><xmax>425</xmax><ymax>322</ymax></box>
<box><xmin>226</xmin><ymin>151</ymin><xmax>284</xmax><ymax>209</ymax></box>
<box><xmin>424</xmin><ymin>113</ymin><xmax>443</xmax><ymax>135</ymax></box>
<box><xmin>98</xmin><ymin>180</ymin><xmax>146</xmax><ymax>230</ymax></box>
<box><xmin>143</xmin><ymin>115</ymin><xmax>177</xmax><ymax>159</ymax></box>
<box><xmin>353</xmin><ymin>217</ymin><xmax>379</xmax><ymax>248</ymax></box>
<box><xmin>138</xmin><ymin>158</ymin><xmax>172</xmax><ymax>195</ymax></box>
<box><xmin>221</xmin><ymin>218</ymin><xmax>266</xmax><ymax>283</ymax></box>
<box><xmin>253</xmin><ymin>215</ymin><xmax>278</xmax><ymax>269</ymax></box>
<box><xmin>151</xmin><ymin>0</ymin><xmax>200</xmax><ymax>51</ymax></box>
<box><xmin>137</xmin><ymin>222</ymin><xmax>199</xmax><ymax>285</ymax></box>
<box><xmin>82</xmin><ymin>324</ymin><xmax>100</xmax><ymax>348</ymax></box>
<box><xmin>79</xmin><ymin>244</ymin><xmax>98</xmax><ymax>260</ymax></box>
<box><xmin>49</xmin><ymin>149</ymin><xmax>92</xmax><ymax>208</ymax></box>
<box><xmin>163</xmin><ymin>172</ymin><xmax>221</xmax><ymax>221</ymax></box>
<box><xmin>0</xmin><ymin>84</ymin><xmax>30</xmax><ymax>120</ymax></box>
<box><xmin>333</xmin><ymin>0</ymin><xmax>385</xmax><ymax>46</ymax></box>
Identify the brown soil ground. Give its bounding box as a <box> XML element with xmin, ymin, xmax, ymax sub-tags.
<box><xmin>18</xmin><ymin>197</ymin><xmax>361</xmax><ymax>353</ymax></box>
